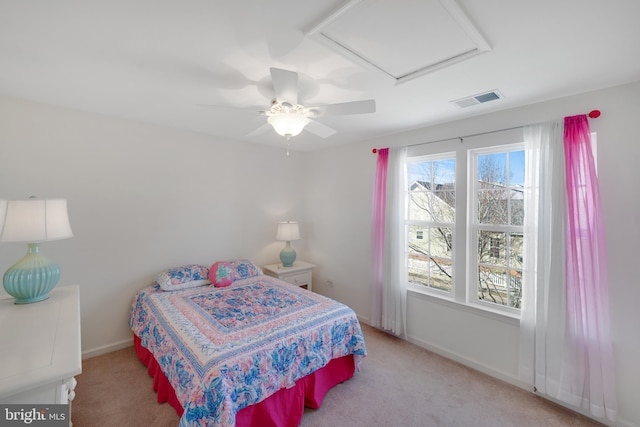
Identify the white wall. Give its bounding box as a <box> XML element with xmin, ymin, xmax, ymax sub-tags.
<box><xmin>0</xmin><ymin>94</ymin><xmax>308</xmax><ymax>356</ymax></box>
<box><xmin>305</xmin><ymin>81</ymin><xmax>640</xmax><ymax>427</ymax></box>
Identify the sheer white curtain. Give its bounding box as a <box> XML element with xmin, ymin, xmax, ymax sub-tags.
<box><xmin>520</xmin><ymin>118</ymin><xmax>617</xmax><ymax>422</ymax></box>
<box><xmin>370</xmin><ymin>147</ymin><xmax>407</xmax><ymax>338</ymax></box>
<box><xmin>519</xmin><ymin>120</ymin><xmax>566</xmax><ymax>396</ymax></box>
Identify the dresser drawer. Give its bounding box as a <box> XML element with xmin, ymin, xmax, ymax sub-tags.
<box><xmin>282</xmin><ymin>271</ymin><xmax>311</xmax><ymax>287</ymax></box>
<box><xmin>262</xmin><ymin>261</ymin><xmax>315</xmax><ymax>292</ymax></box>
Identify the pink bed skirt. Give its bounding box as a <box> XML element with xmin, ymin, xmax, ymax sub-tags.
<box><xmin>133</xmin><ymin>334</ymin><xmax>355</xmax><ymax>427</ymax></box>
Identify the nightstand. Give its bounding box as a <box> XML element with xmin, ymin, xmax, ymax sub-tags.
<box><xmin>0</xmin><ymin>285</ymin><xmax>81</xmax><ymax>424</ymax></box>
<box><xmin>263</xmin><ymin>261</ymin><xmax>315</xmax><ymax>291</ymax></box>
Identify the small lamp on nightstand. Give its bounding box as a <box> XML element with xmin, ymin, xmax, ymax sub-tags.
<box><xmin>276</xmin><ymin>221</ymin><xmax>300</xmax><ymax>267</ymax></box>
<box><xmin>0</xmin><ymin>197</ymin><xmax>74</xmax><ymax>304</ymax></box>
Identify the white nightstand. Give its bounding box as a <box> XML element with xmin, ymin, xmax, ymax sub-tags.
<box><xmin>0</xmin><ymin>285</ymin><xmax>81</xmax><ymax>416</ymax></box>
<box><xmin>263</xmin><ymin>261</ymin><xmax>315</xmax><ymax>291</ymax></box>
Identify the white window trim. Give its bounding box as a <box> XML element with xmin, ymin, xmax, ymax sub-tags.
<box><xmin>404</xmin><ymin>128</ymin><xmax>525</xmax><ymax>321</ymax></box>
<box><xmin>407</xmin><ymin>285</ymin><xmax>520</xmax><ymax>326</ymax></box>
<box><xmin>405</xmin><ymin>151</ymin><xmax>456</xmax><ymax>296</ymax></box>
<box><xmin>466</xmin><ymin>143</ymin><xmax>524</xmax><ymax>315</ymax></box>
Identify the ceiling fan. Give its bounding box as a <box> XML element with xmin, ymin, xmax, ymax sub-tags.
<box><xmin>201</xmin><ymin>67</ymin><xmax>376</xmax><ymax>141</ymax></box>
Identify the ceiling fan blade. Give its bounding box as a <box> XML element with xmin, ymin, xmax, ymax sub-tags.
<box><xmin>309</xmin><ymin>99</ymin><xmax>376</xmax><ymax>117</ymax></box>
<box><xmin>304</xmin><ymin>119</ymin><xmax>336</xmax><ymax>138</ymax></box>
<box><xmin>247</xmin><ymin>123</ymin><xmax>272</xmax><ymax>137</ymax></box>
<box><xmin>196</xmin><ymin>103</ymin><xmax>266</xmax><ymax>114</ymax></box>
<box><xmin>270</xmin><ymin>67</ymin><xmax>299</xmax><ymax>106</ymax></box>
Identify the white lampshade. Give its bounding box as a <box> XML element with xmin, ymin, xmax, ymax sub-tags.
<box><xmin>268</xmin><ymin>113</ymin><xmax>310</xmax><ymax>137</ymax></box>
<box><xmin>276</xmin><ymin>221</ymin><xmax>300</xmax><ymax>242</ymax></box>
<box><xmin>0</xmin><ymin>198</ymin><xmax>73</xmax><ymax>243</ymax></box>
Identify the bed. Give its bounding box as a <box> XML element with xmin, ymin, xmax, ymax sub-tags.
<box><xmin>129</xmin><ymin>263</ymin><xmax>366</xmax><ymax>427</ymax></box>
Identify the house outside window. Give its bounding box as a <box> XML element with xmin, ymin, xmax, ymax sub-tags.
<box><xmin>489</xmin><ymin>236</ymin><xmax>501</xmax><ymax>258</ymax></box>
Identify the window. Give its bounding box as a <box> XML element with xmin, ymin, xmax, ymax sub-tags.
<box><xmin>403</xmin><ymin>129</ymin><xmax>525</xmax><ymax>316</ymax></box>
<box><xmin>471</xmin><ymin>147</ymin><xmax>524</xmax><ymax>310</ymax></box>
<box><xmin>406</xmin><ymin>154</ymin><xmax>455</xmax><ymax>293</ymax></box>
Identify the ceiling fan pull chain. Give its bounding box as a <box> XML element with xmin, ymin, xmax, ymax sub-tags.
<box><xmin>286</xmin><ymin>136</ymin><xmax>291</xmax><ymax>156</ymax></box>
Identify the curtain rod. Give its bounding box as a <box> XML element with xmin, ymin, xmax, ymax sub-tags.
<box><xmin>372</xmin><ymin>109</ymin><xmax>601</xmax><ymax>153</ymax></box>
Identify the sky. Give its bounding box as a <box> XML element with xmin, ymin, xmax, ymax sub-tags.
<box><xmin>407</xmin><ymin>149</ymin><xmax>525</xmax><ymax>187</ymax></box>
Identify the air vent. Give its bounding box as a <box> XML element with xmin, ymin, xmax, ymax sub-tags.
<box><xmin>451</xmin><ymin>90</ymin><xmax>503</xmax><ymax>108</ymax></box>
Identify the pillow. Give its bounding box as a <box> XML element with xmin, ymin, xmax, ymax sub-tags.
<box><xmin>230</xmin><ymin>259</ymin><xmax>263</xmax><ymax>280</ymax></box>
<box><xmin>209</xmin><ymin>261</ymin><xmax>235</xmax><ymax>287</ymax></box>
<box><xmin>156</xmin><ymin>264</ymin><xmax>210</xmax><ymax>291</ymax></box>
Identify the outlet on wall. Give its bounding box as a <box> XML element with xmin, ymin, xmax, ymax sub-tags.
<box><xmin>326</xmin><ymin>280</ymin><xmax>334</xmax><ymax>288</ymax></box>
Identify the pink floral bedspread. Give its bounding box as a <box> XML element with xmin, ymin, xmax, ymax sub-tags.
<box><xmin>129</xmin><ymin>275</ymin><xmax>366</xmax><ymax>427</ymax></box>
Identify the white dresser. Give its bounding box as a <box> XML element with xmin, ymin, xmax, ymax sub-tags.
<box><xmin>263</xmin><ymin>261</ymin><xmax>315</xmax><ymax>291</ymax></box>
<box><xmin>0</xmin><ymin>285</ymin><xmax>81</xmax><ymax>409</ymax></box>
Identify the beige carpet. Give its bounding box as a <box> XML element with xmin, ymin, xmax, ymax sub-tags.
<box><xmin>73</xmin><ymin>324</ymin><xmax>603</xmax><ymax>427</ymax></box>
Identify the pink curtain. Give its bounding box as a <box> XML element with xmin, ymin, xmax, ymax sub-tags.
<box><xmin>370</xmin><ymin>148</ymin><xmax>389</xmax><ymax>328</ymax></box>
<box><xmin>561</xmin><ymin>115</ymin><xmax>617</xmax><ymax>421</ymax></box>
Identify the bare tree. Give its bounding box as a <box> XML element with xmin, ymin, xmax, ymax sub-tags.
<box><xmin>476</xmin><ymin>154</ymin><xmax>523</xmax><ymax>308</ymax></box>
<box><xmin>408</xmin><ymin>153</ymin><xmax>523</xmax><ymax>308</ymax></box>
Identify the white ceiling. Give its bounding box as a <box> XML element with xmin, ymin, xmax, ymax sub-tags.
<box><xmin>1</xmin><ymin>0</ymin><xmax>639</xmax><ymax>152</ymax></box>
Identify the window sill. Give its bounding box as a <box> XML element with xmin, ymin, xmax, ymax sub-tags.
<box><xmin>406</xmin><ymin>285</ymin><xmax>521</xmax><ymax>327</ymax></box>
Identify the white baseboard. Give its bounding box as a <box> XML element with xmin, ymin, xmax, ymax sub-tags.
<box><xmin>405</xmin><ymin>333</ymin><xmax>530</xmax><ymax>390</ymax></box>
<box><xmin>355</xmin><ymin>313</ymin><xmax>369</xmax><ymax>325</ymax></box>
<box><xmin>539</xmin><ymin>394</ymin><xmax>629</xmax><ymax>427</ymax></box>
<box><xmin>82</xmin><ymin>338</ymin><xmax>133</xmax><ymax>360</ymax></box>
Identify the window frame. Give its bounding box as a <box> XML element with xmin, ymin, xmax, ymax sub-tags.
<box><xmin>403</xmin><ymin>129</ymin><xmax>525</xmax><ymax>321</ymax></box>
<box><xmin>405</xmin><ymin>152</ymin><xmax>456</xmax><ymax>296</ymax></box>
<box><xmin>467</xmin><ymin>143</ymin><xmax>525</xmax><ymax>316</ymax></box>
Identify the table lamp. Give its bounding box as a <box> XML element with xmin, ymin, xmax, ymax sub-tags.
<box><xmin>0</xmin><ymin>197</ymin><xmax>73</xmax><ymax>304</ymax></box>
<box><xmin>276</xmin><ymin>221</ymin><xmax>300</xmax><ymax>267</ymax></box>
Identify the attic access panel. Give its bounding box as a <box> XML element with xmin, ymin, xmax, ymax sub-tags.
<box><xmin>307</xmin><ymin>0</ymin><xmax>491</xmax><ymax>84</ymax></box>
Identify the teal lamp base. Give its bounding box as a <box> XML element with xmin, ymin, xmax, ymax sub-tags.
<box><xmin>3</xmin><ymin>243</ymin><xmax>61</xmax><ymax>304</ymax></box>
<box><xmin>279</xmin><ymin>241</ymin><xmax>297</xmax><ymax>267</ymax></box>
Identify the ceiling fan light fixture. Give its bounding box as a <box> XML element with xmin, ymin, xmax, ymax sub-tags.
<box><xmin>267</xmin><ymin>113</ymin><xmax>310</xmax><ymax>138</ymax></box>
